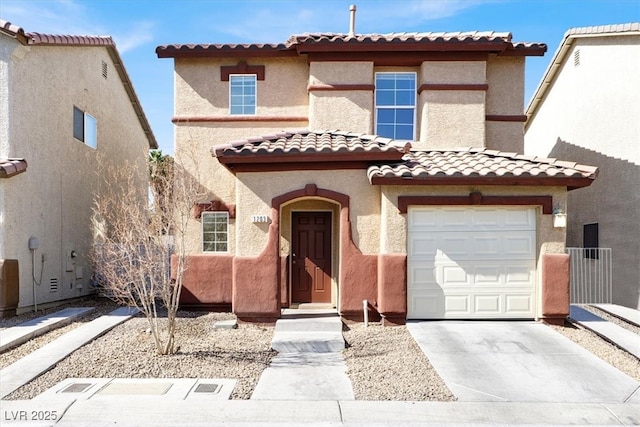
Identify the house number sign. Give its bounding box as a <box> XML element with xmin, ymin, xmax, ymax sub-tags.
<box><xmin>252</xmin><ymin>215</ymin><xmax>269</xmax><ymax>223</ymax></box>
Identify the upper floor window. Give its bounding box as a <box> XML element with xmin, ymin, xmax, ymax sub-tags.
<box><xmin>202</xmin><ymin>211</ymin><xmax>229</xmax><ymax>252</ymax></box>
<box><xmin>375</xmin><ymin>72</ymin><xmax>416</xmax><ymax>140</ymax></box>
<box><xmin>73</xmin><ymin>106</ymin><xmax>97</xmax><ymax>149</ymax></box>
<box><xmin>229</xmin><ymin>74</ymin><xmax>256</xmax><ymax>115</ymax></box>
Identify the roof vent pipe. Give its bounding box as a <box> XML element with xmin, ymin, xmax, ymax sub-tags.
<box><xmin>349</xmin><ymin>4</ymin><xmax>356</xmax><ymax>37</ymax></box>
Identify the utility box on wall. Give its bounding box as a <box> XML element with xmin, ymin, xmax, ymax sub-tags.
<box><xmin>0</xmin><ymin>259</ymin><xmax>19</xmax><ymax>318</ymax></box>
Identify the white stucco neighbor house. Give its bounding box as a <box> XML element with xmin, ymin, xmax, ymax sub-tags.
<box><xmin>0</xmin><ymin>20</ymin><xmax>157</xmax><ymax>316</ymax></box>
<box><xmin>525</xmin><ymin>23</ymin><xmax>640</xmax><ymax>309</ymax></box>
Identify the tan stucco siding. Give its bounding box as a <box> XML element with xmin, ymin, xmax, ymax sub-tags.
<box><xmin>419</xmin><ymin>91</ymin><xmax>486</xmax><ymax>149</ymax></box>
<box><xmin>309</xmin><ymin>91</ymin><xmax>372</xmax><ymax>133</ymax></box>
<box><xmin>174</xmin><ymin>57</ymin><xmax>309</xmax><ymax>117</ymax></box>
<box><xmin>308</xmin><ymin>62</ymin><xmax>374</xmax><ymax>133</ymax></box>
<box><xmin>1</xmin><ymin>44</ymin><xmax>149</xmax><ymax>310</ymax></box>
<box><xmin>486</xmin><ymin>56</ymin><xmax>525</xmax><ymax>115</ymax></box>
<box><xmin>420</xmin><ymin>61</ymin><xmax>486</xmax><ymax>84</ymax></box>
<box><xmin>309</xmin><ymin>62</ymin><xmax>374</xmax><ymax>85</ymax></box>
<box><xmin>486</xmin><ymin>121</ymin><xmax>524</xmax><ymax>152</ymax></box>
<box><xmin>416</xmin><ymin>61</ymin><xmax>486</xmax><ymax>149</ymax></box>
<box><xmin>234</xmin><ymin>170</ymin><xmax>380</xmax><ymax>257</ymax></box>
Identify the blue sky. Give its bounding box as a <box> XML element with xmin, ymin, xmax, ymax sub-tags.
<box><xmin>2</xmin><ymin>0</ymin><xmax>639</xmax><ymax>154</ymax></box>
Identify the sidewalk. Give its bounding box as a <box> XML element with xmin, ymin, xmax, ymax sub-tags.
<box><xmin>1</xmin><ymin>399</ymin><xmax>639</xmax><ymax>426</ymax></box>
<box><xmin>0</xmin><ymin>307</ymin><xmax>138</xmax><ymax>399</ymax></box>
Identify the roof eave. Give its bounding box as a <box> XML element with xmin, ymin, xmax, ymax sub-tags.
<box><xmin>369</xmin><ymin>175</ymin><xmax>596</xmax><ymax>188</ymax></box>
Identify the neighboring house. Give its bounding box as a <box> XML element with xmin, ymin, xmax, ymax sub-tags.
<box><xmin>0</xmin><ymin>20</ymin><xmax>157</xmax><ymax>316</ymax></box>
<box><xmin>525</xmin><ymin>23</ymin><xmax>640</xmax><ymax>309</ymax></box>
<box><xmin>157</xmin><ymin>23</ymin><xmax>597</xmax><ymax>325</ymax></box>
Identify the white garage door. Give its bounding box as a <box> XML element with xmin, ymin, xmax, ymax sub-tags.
<box><xmin>407</xmin><ymin>206</ymin><xmax>536</xmax><ymax>319</ymax></box>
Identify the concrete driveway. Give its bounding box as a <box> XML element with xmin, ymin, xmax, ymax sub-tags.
<box><xmin>407</xmin><ymin>321</ymin><xmax>640</xmax><ymax>403</ymax></box>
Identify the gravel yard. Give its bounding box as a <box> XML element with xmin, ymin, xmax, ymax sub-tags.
<box><xmin>1</xmin><ymin>297</ymin><xmax>639</xmax><ymax>401</ymax></box>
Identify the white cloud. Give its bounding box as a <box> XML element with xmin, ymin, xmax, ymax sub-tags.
<box><xmin>113</xmin><ymin>21</ymin><xmax>155</xmax><ymax>53</ymax></box>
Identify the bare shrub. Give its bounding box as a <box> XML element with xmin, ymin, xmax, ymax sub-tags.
<box><xmin>90</xmin><ymin>150</ymin><xmax>204</xmax><ymax>355</ymax></box>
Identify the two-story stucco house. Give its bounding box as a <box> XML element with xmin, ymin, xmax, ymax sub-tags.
<box><xmin>0</xmin><ymin>20</ymin><xmax>157</xmax><ymax>316</ymax></box>
<box><xmin>157</xmin><ymin>23</ymin><xmax>597</xmax><ymax>325</ymax></box>
<box><xmin>525</xmin><ymin>23</ymin><xmax>639</xmax><ymax>309</ymax></box>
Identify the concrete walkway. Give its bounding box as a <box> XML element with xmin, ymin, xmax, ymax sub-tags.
<box><xmin>251</xmin><ymin>308</ymin><xmax>354</xmax><ymax>400</ymax></box>
<box><xmin>407</xmin><ymin>321</ymin><xmax>640</xmax><ymax>403</ymax></box>
<box><xmin>0</xmin><ymin>307</ymin><xmax>95</xmax><ymax>352</ymax></box>
<box><xmin>593</xmin><ymin>303</ymin><xmax>640</xmax><ymax>328</ymax></box>
<box><xmin>570</xmin><ymin>305</ymin><xmax>640</xmax><ymax>359</ymax></box>
<box><xmin>0</xmin><ymin>307</ymin><xmax>138</xmax><ymax>399</ymax></box>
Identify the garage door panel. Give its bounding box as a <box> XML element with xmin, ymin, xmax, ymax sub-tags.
<box><xmin>409</xmin><ymin>207</ymin><xmax>535</xmax><ymax>232</ymax></box>
<box><xmin>445</xmin><ymin>295</ymin><xmax>470</xmax><ymax>314</ymax></box>
<box><xmin>410</xmin><ymin>232</ymin><xmax>535</xmax><ymax>261</ymax></box>
<box><xmin>407</xmin><ymin>206</ymin><xmax>536</xmax><ymax>319</ymax></box>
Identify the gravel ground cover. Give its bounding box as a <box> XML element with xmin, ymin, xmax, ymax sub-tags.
<box><xmin>343</xmin><ymin>323</ymin><xmax>456</xmax><ymax>401</ymax></box>
<box><xmin>2</xmin><ymin>297</ymin><xmax>639</xmax><ymax>401</ymax></box>
<box><xmin>3</xmin><ymin>309</ymin><xmax>275</xmax><ymax>400</ymax></box>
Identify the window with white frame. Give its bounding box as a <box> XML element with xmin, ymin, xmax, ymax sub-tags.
<box><xmin>73</xmin><ymin>106</ymin><xmax>97</xmax><ymax>149</ymax></box>
<box><xmin>202</xmin><ymin>212</ymin><xmax>229</xmax><ymax>252</ymax></box>
<box><xmin>229</xmin><ymin>74</ymin><xmax>256</xmax><ymax>115</ymax></box>
<box><xmin>375</xmin><ymin>72</ymin><xmax>416</xmax><ymax>140</ymax></box>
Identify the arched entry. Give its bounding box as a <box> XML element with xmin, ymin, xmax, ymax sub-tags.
<box><xmin>281</xmin><ymin>199</ymin><xmax>339</xmax><ymax>306</ymax></box>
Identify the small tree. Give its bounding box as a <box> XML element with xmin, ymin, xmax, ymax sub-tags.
<box><xmin>91</xmin><ymin>150</ymin><xmax>202</xmax><ymax>355</ymax></box>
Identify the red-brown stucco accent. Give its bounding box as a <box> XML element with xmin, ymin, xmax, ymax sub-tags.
<box><xmin>377</xmin><ymin>254</ymin><xmax>407</xmax><ymax>326</ymax></box>
<box><xmin>173</xmin><ymin>254</ymin><xmax>233</xmax><ymax>310</ymax></box>
<box><xmin>220</xmin><ymin>61</ymin><xmax>265</xmax><ymax>81</ymax></box>
<box><xmin>171</xmin><ymin>116</ymin><xmax>308</xmax><ymax>123</ymax></box>
<box><xmin>307</xmin><ymin>84</ymin><xmax>375</xmax><ymax>92</ymax></box>
<box><xmin>232</xmin><ymin>219</ymin><xmax>281</xmax><ymax>323</ymax></box>
<box><xmin>273</xmin><ymin>184</ymin><xmax>381</xmax><ymax>322</ymax></box>
<box><xmin>192</xmin><ymin>200</ymin><xmax>236</xmax><ymax>219</ymax></box>
<box><xmin>485</xmin><ymin>114</ymin><xmax>528</xmax><ymax>122</ymax></box>
<box><xmin>541</xmin><ymin>253</ymin><xmax>570</xmax><ymax>324</ymax></box>
<box><xmin>418</xmin><ymin>83</ymin><xmax>488</xmax><ymax>93</ymax></box>
<box><xmin>398</xmin><ymin>193</ymin><xmax>553</xmax><ymax>214</ymax></box>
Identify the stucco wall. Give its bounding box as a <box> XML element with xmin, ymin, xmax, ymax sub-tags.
<box><xmin>235</xmin><ymin>170</ymin><xmax>380</xmax><ymax>257</ymax></box>
<box><xmin>174</xmin><ymin>57</ymin><xmax>309</xmax><ymax>117</ymax></box>
<box><xmin>486</xmin><ymin>56</ymin><xmax>525</xmax><ymax>152</ymax></box>
<box><xmin>419</xmin><ymin>91</ymin><xmax>486</xmax><ymax>149</ymax></box>
<box><xmin>308</xmin><ymin>62</ymin><xmax>374</xmax><ymax>132</ymax></box>
<box><xmin>0</xmin><ymin>43</ymin><xmax>149</xmax><ymax>310</ymax></box>
<box><xmin>525</xmin><ymin>34</ymin><xmax>640</xmax><ymax>308</ymax></box>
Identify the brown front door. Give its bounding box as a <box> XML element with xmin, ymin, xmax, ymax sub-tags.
<box><xmin>291</xmin><ymin>212</ymin><xmax>332</xmax><ymax>303</ymax></box>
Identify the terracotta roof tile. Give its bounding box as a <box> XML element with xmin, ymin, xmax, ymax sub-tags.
<box><xmin>213</xmin><ymin>130</ymin><xmax>409</xmax><ymax>160</ymax></box>
<box><xmin>0</xmin><ymin>158</ymin><xmax>28</xmax><ymax>178</ymax></box>
<box><xmin>367</xmin><ymin>148</ymin><xmax>598</xmax><ymax>184</ymax></box>
<box><xmin>157</xmin><ymin>30</ymin><xmax>545</xmax><ymax>57</ymax></box>
<box><xmin>26</xmin><ymin>32</ymin><xmax>114</xmax><ymax>46</ymax></box>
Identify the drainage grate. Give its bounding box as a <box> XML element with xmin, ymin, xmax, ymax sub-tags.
<box><xmin>194</xmin><ymin>383</ymin><xmax>220</xmax><ymax>394</ymax></box>
<box><xmin>61</xmin><ymin>383</ymin><xmax>92</xmax><ymax>393</ymax></box>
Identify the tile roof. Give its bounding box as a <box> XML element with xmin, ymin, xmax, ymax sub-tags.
<box><xmin>565</xmin><ymin>22</ymin><xmax>640</xmax><ymax>37</ymax></box>
<box><xmin>157</xmin><ymin>31</ymin><xmax>545</xmax><ymax>58</ymax></box>
<box><xmin>367</xmin><ymin>148</ymin><xmax>598</xmax><ymax>187</ymax></box>
<box><xmin>213</xmin><ymin>130</ymin><xmax>409</xmax><ymax>160</ymax></box>
<box><xmin>0</xmin><ymin>158</ymin><xmax>28</xmax><ymax>178</ymax></box>
<box><xmin>212</xmin><ymin>129</ymin><xmax>597</xmax><ymax>189</ymax></box>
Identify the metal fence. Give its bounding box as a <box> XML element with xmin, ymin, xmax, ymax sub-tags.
<box><xmin>566</xmin><ymin>247</ymin><xmax>612</xmax><ymax>304</ymax></box>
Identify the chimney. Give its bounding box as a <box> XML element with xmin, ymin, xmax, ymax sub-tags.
<box><xmin>349</xmin><ymin>5</ymin><xmax>356</xmax><ymax>37</ymax></box>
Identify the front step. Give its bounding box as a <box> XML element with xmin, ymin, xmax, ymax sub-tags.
<box><xmin>271</xmin><ymin>314</ymin><xmax>345</xmax><ymax>353</ymax></box>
